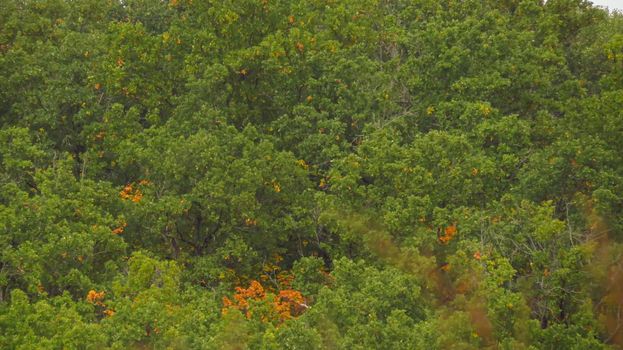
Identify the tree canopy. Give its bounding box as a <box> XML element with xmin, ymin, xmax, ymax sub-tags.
<box><xmin>1</xmin><ymin>0</ymin><xmax>623</xmax><ymax>348</ymax></box>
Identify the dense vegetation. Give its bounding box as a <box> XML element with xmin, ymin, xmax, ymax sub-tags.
<box><xmin>1</xmin><ymin>0</ymin><xmax>623</xmax><ymax>348</ymax></box>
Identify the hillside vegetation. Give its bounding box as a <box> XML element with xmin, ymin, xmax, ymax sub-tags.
<box><xmin>1</xmin><ymin>0</ymin><xmax>623</xmax><ymax>348</ymax></box>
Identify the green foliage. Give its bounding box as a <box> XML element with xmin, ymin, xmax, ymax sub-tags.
<box><xmin>0</xmin><ymin>289</ymin><xmax>105</xmax><ymax>349</ymax></box>
<box><xmin>1</xmin><ymin>0</ymin><xmax>623</xmax><ymax>348</ymax></box>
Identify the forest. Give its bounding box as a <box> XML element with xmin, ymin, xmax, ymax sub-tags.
<box><xmin>1</xmin><ymin>0</ymin><xmax>623</xmax><ymax>348</ymax></box>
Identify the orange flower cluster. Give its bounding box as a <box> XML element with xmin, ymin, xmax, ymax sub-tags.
<box><xmin>260</xmin><ymin>254</ymin><xmax>292</xmax><ymax>286</ymax></box>
<box><xmin>439</xmin><ymin>224</ymin><xmax>457</xmax><ymax>244</ymax></box>
<box><xmin>103</xmin><ymin>309</ymin><xmax>115</xmax><ymax>317</ymax></box>
<box><xmin>86</xmin><ymin>290</ymin><xmax>105</xmax><ymax>305</ymax></box>
<box><xmin>274</xmin><ymin>289</ymin><xmax>306</xmax><ymax>321</ymax></box>
<box><xmin>222</xmin><ymin>280</ymin><xmax>265</xmax><ymax>318</ymax></box>
<box><xmin>222</xmin><ymin>280</ymin><xmax>306</xmax><ymax>323</ymax></box>
<box><xmin>119</xmin><ymin>183</ymin><xmax>144</xmax><ymax>202</ymax></box>
<box><xmin>86</xmin><ymin>290</ymin><xmax>115</xmax><ymax>317</ymax></box>
<box><xmin>112</xmin><ymin>221</ymin><xmax>127</xmax><ymax>235</ymax></box>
